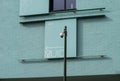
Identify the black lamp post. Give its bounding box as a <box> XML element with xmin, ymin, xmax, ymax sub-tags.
<box><xmin>60</xmin><ymin>26</ymin><xmax>67</xmax><ymax>81</ymax></box>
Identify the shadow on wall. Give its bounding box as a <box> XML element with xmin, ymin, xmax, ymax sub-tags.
<box><xmin>1</xmin><ymin>75</ymin><xmax>120</xmax><ymax>81</ymax></box>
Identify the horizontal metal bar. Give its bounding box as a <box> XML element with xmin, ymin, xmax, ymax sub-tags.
<box><xmin>19</xmin><ymin>13</ymin><xmax>49</xmax><ymax>17</ymax></box>
<box><xmin>50</xmin><ymin>8</ymin><xmax>105</xmax><ymax>14</ymax></box>
<box><xmin>20</xmin><ymin>8</ymin><xmax>105</xmax><ymax>17</ymax></box>
<box><xmin>20</xmin><ymin>14</ymin><xmax>106</xmax><ymax>24</ymax></box>
<box><xmin>78</xmin><ymin>7</ymin><xmax>105</xmax><ymax>12</ymax></box>
<box><xmin>19</xmin><ymin>55</ymin><xmax>108</xmax><ymax>63</ymax></box>
<box><xmin>20</xmin><ymin>7</ymin><xmax>106</xmax><ymax>23</ymax></box>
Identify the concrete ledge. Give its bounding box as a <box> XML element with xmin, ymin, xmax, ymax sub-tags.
<box><xmin>20</xmin><ymin>8</ymin><xmax>106</xmax><ymax>23</ymax></box>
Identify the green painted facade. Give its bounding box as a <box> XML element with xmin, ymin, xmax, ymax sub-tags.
<box><xmin>0</xmin><ymin>0</ymin><xmax>120</xmax><ymax>79</ymax></box>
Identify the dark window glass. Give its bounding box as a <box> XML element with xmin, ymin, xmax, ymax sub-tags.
<box><xmin>66</xmin><ymin>0</ymin><xmax>76</xmax><ymax>9</ymax></box>
<box><xmin>53</xmin><ymin>0</ymin><xmax>65</xmax><ymax>11</ymax></box>
<box><xmin>50</xmin><ymin>0</ymin><xmax>76</xmax><ymax>11</ymax></box>
<box><xmin>49</xmin><ymin>0</ymin><xmax>53</xmax><ymax>11</ymax></box>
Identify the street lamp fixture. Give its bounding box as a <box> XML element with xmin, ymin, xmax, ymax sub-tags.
<box><xmin>60</xmin><ymin>26</ymin><xmax>67</xmax><ymax>81</ymax></box>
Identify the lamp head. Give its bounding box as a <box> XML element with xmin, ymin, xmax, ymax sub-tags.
<box><xmin>60</xmin><ymin>32</ymin><xmax>64</xmax><ymax>38</ymax></box>
<box><xmin>60</xmin><ymin>26</ymin><xmax>67</xmax><ymax>38</ymax></box>
<box><xmin>60</xmin><ymin>29</ymin><xmax>65</xmax><ymax>38</ymax></box>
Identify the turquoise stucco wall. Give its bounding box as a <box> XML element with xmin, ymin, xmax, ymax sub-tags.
<box><xmin>0</xmin><ymin>0</ymin><xmax>120</xmax><ymax>79</ymax></box>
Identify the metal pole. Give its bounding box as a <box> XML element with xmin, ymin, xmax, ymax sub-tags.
<box><xmin>59</xmin><ymin>26</ymin><xmax>67</xmax><ymax>81</ymax></box>
<box><xmin>64</xmin><ymin>26</ymin><xmax>67</xmax><ymax>81</ymax></box>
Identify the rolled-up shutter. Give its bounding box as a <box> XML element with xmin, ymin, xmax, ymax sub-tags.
<box><xmin>76</xmin><ymin>0</ymin><xmax>105</xmax><ymax>10</ymax></box>
<box><xmin>20</xmin><ymin>0</ymin><xmax>49</xmax><ymax>16</ymax></box>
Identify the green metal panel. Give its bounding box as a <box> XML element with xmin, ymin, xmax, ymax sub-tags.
<box><xmin>45</xmin><ymin>19</ymin><xmax>77</xmax><ymax>59</ymax></box>
<box><xmin>19</xmin><ymin>0</ymin><xmax>49</xmax><ymax>16</ymax></box>
<box><xmin>76</xmin><ymin>0</ymin><xmax>108</xmax><ymax>10</ymax></box>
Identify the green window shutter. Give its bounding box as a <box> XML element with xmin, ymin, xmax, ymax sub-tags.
<box><xmin>76</xmin><ymin>0</ymin><xmax>106</xmax><ymax>10</ymax></box>
<box><xmin>45</xmin><ymin>19</ymin><xmax>77</xmax><ymax>59</ymax></box>
<box><xmin>20</xmin><ymin>0</ymin><xmax>49</xmax><ymax>16</ymax></box>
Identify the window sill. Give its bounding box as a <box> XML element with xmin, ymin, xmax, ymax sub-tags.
<box><xmin>19</xmin><ymin>55</ymin><xmax>108</xmax><ymax>63</ymax></box>
<box><xmin>20</xmin><ymin>8</ymin><xmax>106</xmax><ymax>24</ymax></box>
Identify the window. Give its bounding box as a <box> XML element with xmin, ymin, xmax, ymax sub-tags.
<box><xmin>50</xmin><ymin>0</ymin><xmax>76</xmax><ymax>11</ymax></box>
<box><xmin>66</xmin><ymin>0</ymin><xmax>76</xmax><ymax>10</ymax></box>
